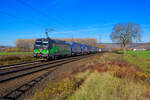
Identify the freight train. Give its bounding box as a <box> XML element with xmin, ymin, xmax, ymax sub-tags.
<box><xmin>33</xmin><ymin>38</ymin><xmax>101</xmax><ymax>60</ymax></box>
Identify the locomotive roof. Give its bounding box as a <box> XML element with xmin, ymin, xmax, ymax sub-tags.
<box><xmin>35</xmin><ymin>38</ymin><xmax>100</xmax><ymax>48</ymax></box>
<box><xmin>36</xmin><ymin>38</ymin><xmax>49</xmax><ymax>41</ymax></box>
<box><xmin>51</xmin><ymin>39</ymin><xmax>69</xmax><ymax>44</ymax></box>
<box><xmin>65</xmin><ymin>41</ymin><xmax>82</xmax><ymax>45</ymax></box>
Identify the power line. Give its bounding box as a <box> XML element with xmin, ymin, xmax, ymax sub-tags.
<box><xmin>16</xmin><ymin>0</ymin><xmax>64</xmax><ymax>25</ymax></box>
<box><xmin>0</xmin><ymin>10</ymin><xmax>41</xmax><ymax>26</ymax></box>
<box><xmin>0</xmin><ymin>10</ymin><xmax>19</xmax><ymax>19</ymax></box>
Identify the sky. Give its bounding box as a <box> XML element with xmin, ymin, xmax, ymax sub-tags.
<box><xmin>0</xmin><ymin>0</ymin><xmax>150</xmax><ymax>46</ymax></box>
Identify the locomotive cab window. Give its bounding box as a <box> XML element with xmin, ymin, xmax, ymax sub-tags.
<box><xmin>42</xmin><ymin>41</ymin><xmax>49</xmax><ymax>45</ymax></box>
<box><xmin>35</xmin><ymin>41</ymin><xmax>42</xmax><ymax>45</ymax></box>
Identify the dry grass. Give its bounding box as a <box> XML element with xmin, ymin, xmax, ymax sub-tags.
<box><xmin>88</xmin><ymin>53</ymin><xmax>150</xmax><ymax>81</ymax></box>
<box><xmin>33</xmin><ymin>71</ymin><xmax>90</xmax><ymax>100</ymax></box>
<box><xmin>69</xmin><ymin>72</ymin><xmax>150</xmax><ymax>100</ymax></box>
<box><xmin>33</xmin><ymin>53</ymin><xmax>150</xmax><ymax>100</ymax></box>
<box><xmin>0</xmin><ymin>54</ymin><xmax>35</xmax><ymax>66</ymax></box>
<box><xmin>68</xmin><ymin>53</ymin><xmax>150</xmax><ymax>100</ymax></box>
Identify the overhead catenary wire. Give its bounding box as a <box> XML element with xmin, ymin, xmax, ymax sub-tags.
<box><xmin>16</xmin><ymin>0</ymin><xmax>64</xmax><ymax>25</ymax></box>
<box><xmin>0</xmin><ymin>10</ymin><xmax>19</xmax><ymax>19</ymax></box>
<box><xmin>0</xmin><ymin>0</ymin><xmax>73</xmax><ymax>38</ymax></box>
<box><xmin>0</xmin><ymin>10</ymin><xmax>41</xmax><ymax>26</ymax></box>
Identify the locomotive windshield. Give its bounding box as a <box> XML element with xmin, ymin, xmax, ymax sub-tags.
<box><xmin>34</xmin><ymin>39</ymin><xmax>49</xmax><ymax>50</ymax></box>
<box><xmin>35</xmin><ymin>40</ymin><xmax>49</xmax><ymax>46</ymax></box>
<box><xmin>42</xmin><ymin>41</ymin><xmax>49</xmax><ymax>45</ymax></box>
<box><xmin>35</xmin><ymin>41</ymin><xmax>42</xmax><ymax>45</ymax></box>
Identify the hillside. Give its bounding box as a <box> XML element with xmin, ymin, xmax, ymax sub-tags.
<box><xmin>132</xmin><ymin>42</ymin><xmax>150</xmax><ymax>49</ymax></box>
<box><xmin>101</xmin><ymin>43</ymin><xmax>150</xmax><ymax>50</ymax></box>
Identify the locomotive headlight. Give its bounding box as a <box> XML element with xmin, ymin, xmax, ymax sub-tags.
<box><xmin>42</xmin><ymin>49</ymin><xmax>49</xmax><ymax>54</ymax></box>
<box><xmin>34</xmin><ymin>49</ymin><xmax>40</xmax><ymax>53</ymax></box>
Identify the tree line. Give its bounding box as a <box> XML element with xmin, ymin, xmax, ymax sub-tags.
<box><xmin>15</xmin><ymin>39</ymin><xmax>35</xmax><ymax>52</ymax></box>
<box><xmin>1</xmin><ymin>38</ymin><xmax>101</xmax><ymax>52</ymax></box>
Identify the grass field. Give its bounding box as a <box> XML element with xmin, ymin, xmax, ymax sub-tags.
<box><xmin>124</xmin><ymin>51</ymin><xmax>150</xmax><ymax>72</ymax></box>
<box><xmin>70</xmin><ymin>72</ymin><xmax>148</xmax><ymax>100</ymax></box>
<box><xmin>33</xmin><ymin>52</ymin><xmax>150</xmax><ymax>100</ymax></box>
<box><xmin>125</xmin><ymin>51</ymin><xmax>150</xmax><ymax>58</ymax></box>
<box><xmin>0</xmin><ymin>52</ymin><xmax>33</xmax><ymax>55</ymax></box>
<box><xmin>0</xmin><ymin>52</ymin><xmax>35</xmax><ymax>66</ymax></box>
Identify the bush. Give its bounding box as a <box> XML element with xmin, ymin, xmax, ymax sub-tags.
<box><xmin>0</xmin><ymin>55</ymin><xmax>35</xmax><ymax>66</ymax></box>
<box><xmin>0</xmin><ymin>55</ymin><xmax>21</xmax><ymax>61</ymax></box>
<box><xmin>70</xmin><ymin>72</ymin><xmax>150</xmax><ymax>100</ymax></box>
<box><xmin>34</xmin><ymin>78</ymin><xmax>83</xmax><ymax>100</ymax></box>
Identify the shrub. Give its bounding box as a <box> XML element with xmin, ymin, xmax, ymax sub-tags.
<box><xmin>34</xmin><ymin>78</ymin><xmax>84</xmax><ymax>100</ymax></box>
<box><xmin>70</xmin><ymin>72</ymin><xmax>150</xmax><ymax>100</ymax></box>
<box><xmin>0</xmin><ymin>55</ymin><xmax>21</xmax><ymax>61</ymax></box>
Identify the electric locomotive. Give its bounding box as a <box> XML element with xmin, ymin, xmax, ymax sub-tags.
<box><xmin>33</xmin><ymin>37</ymin><xmax>101</xmax><ymax>60</ymax></box>
<box><xmin>33</xmin><ymin>38</ymin><xmax>71</xmax><ymax>60</ymax></box>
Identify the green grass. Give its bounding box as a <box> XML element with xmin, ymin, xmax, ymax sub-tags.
<box><xmin>0</xmin><ymin>52</ymin><xmax>33</xmax><ymax>55</ymax></box>
<box><xmin>125</xmin><ymin>51</ymin><xmax>150</xmax><ymax>58</ymax></box>
<box><xmin>123</xmin><ymin>51</ymin><xmax>150</xmax><ymax>72</ymax></box>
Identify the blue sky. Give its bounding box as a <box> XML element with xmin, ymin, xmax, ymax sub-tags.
<box><xmin>0</xmin><ymin>0</ymin><xmax>150</xmax><ymax>46</ymax></box>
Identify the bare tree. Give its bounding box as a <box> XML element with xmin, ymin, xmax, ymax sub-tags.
<box><xmin>110</xmin><ymin>22</ymin><xmax>142</xmax><ymax>51</ymax></box>
<box><xmin>15</xmin><ymin>39</ymin><xmax>35</xmax><ymax>52</ymax></box>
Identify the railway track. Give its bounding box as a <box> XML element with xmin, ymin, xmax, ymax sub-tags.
<box><xmin>0</xmin><ymin>54</ymin><xmax>97</xmax><ymax>100</ymax></box>
<box><xmin>0</xmin><ymin>55</ymin><xmax>86</xmax><ymax>82</ymax></box>
<box><xmin>0</xmin><ymin>60</ymin><xmax>42</xmax><ymax>70</ymax></box>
